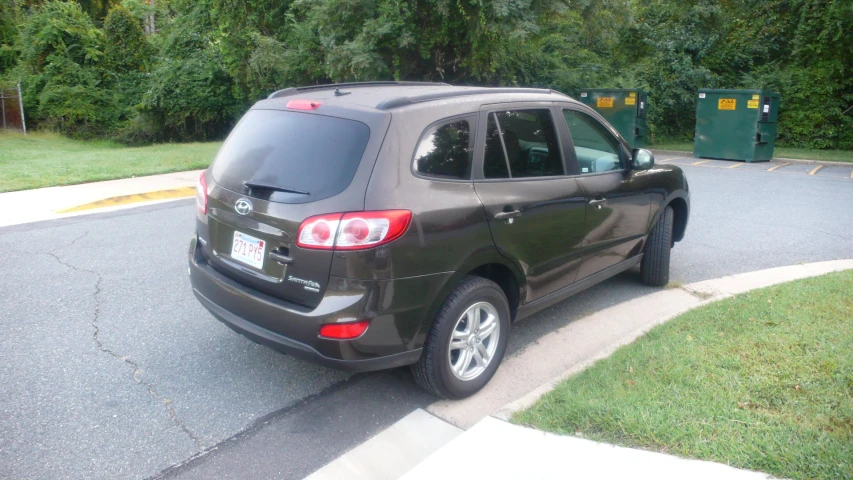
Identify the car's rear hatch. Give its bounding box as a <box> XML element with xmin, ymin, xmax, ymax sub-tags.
<box><xmin>202</xmin><ymin>103</ymin><xmax>390</xmax><ymax>308</ymax></box>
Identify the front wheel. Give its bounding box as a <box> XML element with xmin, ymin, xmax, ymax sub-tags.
<box><xmin>641</xmin><ymin>205</ymin><xmax>674</xmax><ymax>286</ymax></box>
<box><xmin>411</xmin><ymin>276</ymin><xmax>510</xmax><ymax>399</ymax></box>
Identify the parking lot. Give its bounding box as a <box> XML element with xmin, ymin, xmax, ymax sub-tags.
<box><xmin>659</xmin><ymin>154</ymin><xmax>853</xmax><ymax>178</ymax></box>
<box><xmin>1</xmin><ymin>154</ymin><xmax>852</xmax><ymax>479</ymax></box>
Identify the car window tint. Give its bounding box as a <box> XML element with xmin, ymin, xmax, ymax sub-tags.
<box><xmin>211</xmin><ymin>109</ymin><xmax>370</xmax><ymax>204</ymax></box>
<box><xmin>493</xmin><ymin>110</ymin><xmax>564</xmax><ymax>178</ymax></box>
<box><xmin>483</xmin><ymin>113</ymin><xmax>510</xmax><ymax>179</ymax></box>
<box><xmin>562</xmin><ymin>110</ymin><xmax>623</xmax><ymax>174</ymax></box>
<box><xmin>414</xmin><ymin>119</ymin><xmax>472</xmax><ymax>180</ymax></box>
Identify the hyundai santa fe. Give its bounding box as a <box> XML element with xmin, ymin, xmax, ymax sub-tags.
<box><xmin>189</xmin><ymin>81</ymin><xmax>690</xmax><ymax>399</ymax></box>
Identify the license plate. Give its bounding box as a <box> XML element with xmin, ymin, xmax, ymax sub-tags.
<box><xmin>231</xmin><ymin>231</ymin><xmax>265</xmax><ymax>269</ymax></box>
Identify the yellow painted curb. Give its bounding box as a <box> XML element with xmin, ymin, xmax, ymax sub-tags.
<box><xmin>56</xmin><ymin>187</ymin><xmax>196</xmax><ymax>214</ymax></box>
<box><xmin>767</xmin><ymin>162</ymin><xmax>790</xmax><ymax>172</ymax></box>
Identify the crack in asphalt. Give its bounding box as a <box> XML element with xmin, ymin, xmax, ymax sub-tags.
<box><xmin>46</xmin><ymin>232</ymin><xmax>205</xmax><ymax>452</ymax></box>
<box><xmin>149</xmin><ymin>375</ymin><xmax>362</xmax><ymax>480</ymax></box>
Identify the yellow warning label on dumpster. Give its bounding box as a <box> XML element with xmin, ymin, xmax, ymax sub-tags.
<box><xmin>752</xmin><ymin>94</ymin><xmax>760</xmax><ymax>100</ymax></box>
<box><xmin>625</xmin><ymin>97</ymin><xmax>636</xmax><ymax>106</ymax></box>
<box><xmin>597</xmin><ymin>97</ymin><xmax>614</xmax><ymax>108</ymax></box>
<box><xmin>718</xmin><ymin>98</ymin><xmax>737</xmax><ymax>110</ymax></box>
<box><xmin>747</xmin><ymin>99</ymin><xmax>759</xmax><ymax>109</ymax></box>
<box><xmin>629</xmin><ymin>92</ymin><xmax>637</xmax><ymax>98</ymax></box>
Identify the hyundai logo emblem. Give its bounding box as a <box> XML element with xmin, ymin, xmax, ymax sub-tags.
<box><xmin>235</xmin><ymin>198</ymin><xmax>253</xmax><ymax>216</ymax></box>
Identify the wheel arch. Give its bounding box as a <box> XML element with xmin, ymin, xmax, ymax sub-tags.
<box><xmin>466</xmin><ymin>263</ymin><xmax>521</xmax><ymax>321</ymax></box>
<box><xmin>652</xmin><ymin>191</ymin><xmax>689</xmax><ymax>244</ymax></box>
<box><xmin>668</xmin><ymin>196</ymin><xmax>689</xmax><ymax>242</ymax></box>
<box><xmin>414</xmin><ymin>249</ymin><xmax>525</xmax><ymax>349</ymax></box>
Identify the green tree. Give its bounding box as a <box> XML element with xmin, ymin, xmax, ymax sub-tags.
<box><xmin>13</xmin><ymin>0</ymin><xmax>120</xmax><ymax>137</ymax></box>
<box><xmin>75</xmin><ymin>0</ymin><xmax>115</xmax><ymax>24</ymax></box>
<box><xmin>1</xmin><ymin>0</ymin><xmax>850</xmax><ymax>148</ymax></box>
<box><xmin>139</xmin><ymin>0</ymin><xmax>243</xmax><ymax>141</ymax></box>
<box><xmin>103</xmin><ymin>5</ymin><xmax>148</xmax><ymax>72</ymax></box>
<box><xmin>0</xmin><ymin>0</ymin><xmax>21</xmax><ymax>75</ymax></box>
<box><xmin>772</xmin><ymin>0</ymin><xmax>853</xmax><ymax>148</ymax></box>
<box><xmin>18</xmin><ymin>0</ymin><xmax>104</xmax><ymax>69</ymax></box>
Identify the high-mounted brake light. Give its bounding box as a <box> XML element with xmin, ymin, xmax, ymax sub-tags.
<box><xmin>296</xmin><ymin>210</ymin><xmax>412</xmax><ymax>250</ymax></box>
<box><xmin>196</xmin><ymin>170</ymin><xmax>208</xmax><ymax>214</ymax></box>
<box><xmin>286</xmin><ymin>99</ymin><xmax>322</xmax><ymax>110</ymax></box>
<box><xmin>319</xmin><ymin>321</ymin><xmax>370</xmax><ymax>340</ymax></box>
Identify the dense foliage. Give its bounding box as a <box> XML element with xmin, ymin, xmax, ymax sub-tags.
<box><xmin>0</xmin><ymin>0</ymin><xmax>851</xmax><ymax>148</ymax></box>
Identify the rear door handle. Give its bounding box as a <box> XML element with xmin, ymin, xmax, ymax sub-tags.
<box><xmin>589</xmin><ymin>198</ymin><xmax>607</xmax><ymax>205</ymax></box>
<box><xmin>269</xmin><ymin>251</ymin><xmax>293</xmax><ymax>265</ymax></box>
<box><xmin>494</xmin><ymin>210</ymin><xmax>522</xmax><ymax>220</ymax></box>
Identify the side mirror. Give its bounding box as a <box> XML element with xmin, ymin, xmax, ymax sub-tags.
<box><xmin>632</xmin><ymin>148</ymin><xmax>654</xmax><ymax>170</ymax></box>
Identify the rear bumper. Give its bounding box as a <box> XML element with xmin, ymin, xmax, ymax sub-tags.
<box><xmin>189</xmin><ymin>237</ymin><xmax>451</xmax><ymax>372</ymax></box>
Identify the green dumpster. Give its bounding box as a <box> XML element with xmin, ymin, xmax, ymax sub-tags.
<box><xmin>693</xmin><ymin>89</ymin><xmax>780</xmax><ymax>162</ymax></box>
<box><xmin>578</xmin><ymin>89</ymin><xmax>647</xmax><ymax>149</ymax></box>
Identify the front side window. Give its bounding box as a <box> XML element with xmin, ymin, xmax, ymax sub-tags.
<box><xmin>562</xmin><ymin>110</ymin><xmax>623</xmax><ymax>174</ymax></box>
<box><xmin>482</xmin><ymin>109</ymin><xmax>564</xmax><ymax>179</ymax></box>
<box><xmin>413</xmin><ymin>119</ymin><xmax>472</xmax><ymax>180</ymax></box>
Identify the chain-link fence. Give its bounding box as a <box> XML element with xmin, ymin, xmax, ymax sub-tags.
<box><xmin>1</xmin><ymin>83</ymin><xmax>26</xmax><ymax>133</ymax></box>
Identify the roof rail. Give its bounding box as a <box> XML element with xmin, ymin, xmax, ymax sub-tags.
<box><xmin>267</xmin><ymin>81</ymin><xmax>450</xmax><ymax>99</ymax></box>
<box><xmin>375</xmin><ymin>87</ymin><xmax>562</xmax><ymax>110</ymax></box>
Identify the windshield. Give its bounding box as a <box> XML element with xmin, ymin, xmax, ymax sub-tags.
<box><xmin>210</xmin><ymin>109</ymin><xmax>371</xmax><ymax>203</ymax></box>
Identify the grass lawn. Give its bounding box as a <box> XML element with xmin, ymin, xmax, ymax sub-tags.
<box><xmin>0</xmin><ymin>131</ymin><xmax>222</xmax><ymax>192</ymax></box>
<box><xmin>514</xmin><ymin>270</ymin><xmax>853</xmax><ymax>480</ymax></box>
<box><xmin>650</xmin><ymin>141</ymin><xmax>853</xmax><ymax>163</ymax></box>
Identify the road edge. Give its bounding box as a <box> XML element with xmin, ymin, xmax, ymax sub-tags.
<box><xmin>495</xmin><ymin>259</ymin><xmax>853</xmax><ymax>420</ymax></box>
<box><xmin>303</xmin><ymin>260</ymin><xmax>853</xmax><ymax>480</ymax></box>
<box><xmin>651</xmin><ymin>149</ymin><xmax>852</xmax><ymax>167</ymax></box>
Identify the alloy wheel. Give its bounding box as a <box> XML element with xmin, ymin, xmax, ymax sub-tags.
<box><xmin>447</xmin><ymin>301</ymin><xmax>501</xmax><ymax>381</ymax></box>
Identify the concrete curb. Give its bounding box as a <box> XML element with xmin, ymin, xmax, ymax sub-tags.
<box><xmin>401</xmin><ymin>416</ymin><xmax>775</xmax><ymax>480</ymax></box>
<box><xmin>0</xmin><ymin>170</ymin><xmax>202</xmax><ymax>227</ymax></box>
<box><xmin>305</xmin><ymin>261</ymin><xmax>852</xmax><ymax>479</ymax></box>
<box><xmin>55</xmin><ymin>187</ymin><xmax>195</xmax><ymax>213</ymax></box>
<box><xmin>651</xmin><ymin>149</ymin><xmax>853</xmax><ymax>167</ymax></box>
<box><xmin>304</xmin><ymin>409</ymin><xmax>462</xmax><ymax>480</ymax></box>
<box><xmin>495</xmin><ymin>259</ymin><xmax>853</xmax><ymax>421</ymax></box>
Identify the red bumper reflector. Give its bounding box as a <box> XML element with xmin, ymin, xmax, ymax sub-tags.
<box><xmin>286</xmin><ymin>99</ymin><xmax>322</xmax><ymax>110</ymax></box>
<box><xmin>319</xmin><ymin>321</ymin><xmax>370</xmax><ymax>340</ymax></box>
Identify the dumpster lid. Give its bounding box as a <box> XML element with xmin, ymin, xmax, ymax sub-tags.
<box><xmin>697</xmin><ymin>88</ymin><xmax>780</xmax><ymax>97</ymax></box>
<box><xmin>580</xmin><ymin>88</ymin><xmax>645</xmax><ymax>93</ymax></box>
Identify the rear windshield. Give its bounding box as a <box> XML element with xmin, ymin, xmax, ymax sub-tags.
<box><xmin>210</xmin><ymin>109</ymin><xmax>371</xmax><ymax>203</ymax></box>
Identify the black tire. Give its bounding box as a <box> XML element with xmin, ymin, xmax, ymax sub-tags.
<box><xmin>411</xmin><ymin>276</ymin><xmax>510</xmax><ymax>399</ymax></box>
<box><xmin>641</xmin><ymin>205</ymin><xmax>674</xmax><ymax>287</ymax></box>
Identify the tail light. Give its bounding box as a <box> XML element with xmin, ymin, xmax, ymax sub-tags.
<box><xmin>196</xmin><ymin>170</ymin><xmax>208</xmax><ymax>214</ymax></box>
<box><xmin>319</xmin><ymin>321</ymin><xmax>370</xmax><ymax>340</ymax></box>
<box><xmin>297</xmin><ymin>210</ymin><xmax>411</xmax><ymax>250</ymax></box>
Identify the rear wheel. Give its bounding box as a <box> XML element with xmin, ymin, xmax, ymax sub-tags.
<box><xmin>641</xmin><ymin>205</ymin><xmax>674</xmax><ymax>286</ymax></box>
<box><xmin>411</xmin><ymin>276</ymin><xmax>510</xmax><ymax>399</ymax></box>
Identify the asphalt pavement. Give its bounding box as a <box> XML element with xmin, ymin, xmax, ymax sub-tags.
<box><xmin>1</xmin><ymin>156</ymin><xmax>851</xmax><ymax>480</ymax></box>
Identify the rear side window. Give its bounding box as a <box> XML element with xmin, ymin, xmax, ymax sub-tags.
<box><xmin>484</xmin><ymin>114</ymin><xmax>510</xmax><ymax>178</ymax></box>
<box><xmin>413</xmin><ymin>119</ymin><xmax>472</xmax><ymax>180</ymax></box>
<box><xmin>210</xmin><ymin>109</ymin><xmax>370</xmax><ymax>203</ymax></box>
<box><xmin>482</xmin><ymin>109</ymin><xmax>564</xmax><ymax>179</ymax></box>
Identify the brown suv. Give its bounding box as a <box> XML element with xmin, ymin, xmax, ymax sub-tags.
<box><xmin>189</xmin><ymin>82</ymin><xmax>690</xmax><ymax>398</ymax></box>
